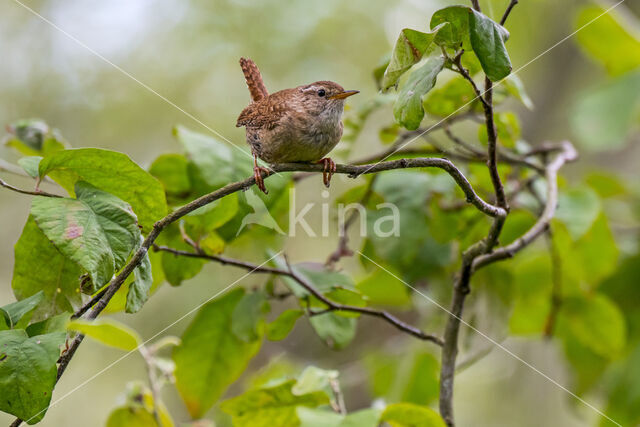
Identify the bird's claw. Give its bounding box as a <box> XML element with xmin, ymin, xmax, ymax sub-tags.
<box><xmin>253</xmin><ymin>165</ymin><xmax>271</xmax><ymax>194</ymax></box>
<box><xmin>317</xmin><ymin>158</ymin><xmax>336</xmax><ymax>188</ymax></box>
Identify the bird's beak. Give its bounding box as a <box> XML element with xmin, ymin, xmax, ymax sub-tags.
<box><xmin>328</xmin><ymin>90</ymin><xmax>359</xmax><ymax>100</ymax></box>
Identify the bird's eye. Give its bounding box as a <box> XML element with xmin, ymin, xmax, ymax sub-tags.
<box><xmin>318</xmin><ymin>89</ymin><xmax>326</xmax><ymax>97</ymax></box>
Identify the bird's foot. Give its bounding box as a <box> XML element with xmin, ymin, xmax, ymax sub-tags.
<box><xmin>253</xmin><ymin>165</ymin><xmax>272</xmax><ymax>194</ymax></box>
<box><xmin>316</xmin><ymin>158</ymin><xmax>336</xmax><ymax>188</ymax></box>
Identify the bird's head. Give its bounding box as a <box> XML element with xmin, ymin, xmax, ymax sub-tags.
<box><xmin>296</xmin><ymin>81</ymin><xmax>359</xmax><ymax>116</ymax></box>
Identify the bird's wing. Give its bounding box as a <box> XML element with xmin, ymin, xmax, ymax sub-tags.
<box><xmin>236</xmin><ymin>89</ymin><xmax>295</xmax><ymax>129</ymax></box>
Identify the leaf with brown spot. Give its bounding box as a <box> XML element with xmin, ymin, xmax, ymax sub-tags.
<box><xmin>30</xmin><ymin>181</ymin><xmax>141</xmax><ymax>292</ymax></box>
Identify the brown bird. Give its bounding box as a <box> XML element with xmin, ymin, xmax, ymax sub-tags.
<box><xmin>236</xmin><ymin>58</ymin><xmax>359</xmax><ymax>194</ymax></box>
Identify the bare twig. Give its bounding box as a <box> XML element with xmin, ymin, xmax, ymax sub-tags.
<box><xmin>482</xmin><ymin>78</ymin><xmax>508</xmax><ymax>209</ymax></box>
<box><xmin>139</xmin><ymin>346</ymin><xmax>162</xmax><ymax>425</ymax></box>
<box><xmin>349</xmin><ymin>112</ymin><xmax>477</xmax><ymax>165</ymax></box>
<box><xmin>543</xmin><ymin>229</ymin><xmax>562</xmax><ymax>338</ymax></box>
<box><xmin>451</xmin><ymin>52</ymin><xmax>491</xmax><ymax>110</ymax></box>
<box><xmin>329</xmin><ymin>378</ymin><xmax>347</xmax><ymax>415</ymax></box>
<box><xmin>154</xmin><ymin>244</ymin><xmax>443</xmax><ymax>346</ymax></box>
<box><xmin>0</xmin><ymin>177</ymin><xmax>61</xmax><ymax>198</ymax></box>
<box><xmin>438</xmin><ymin>141</ymin><xmax>576</xmax><ymax>426</ymax></box>
<box><xmin>325</xmin><ymin>175</ymin><xmax>378</xmax><ymax>268</ymax></box>
<box><xmin>472</xmin><ymin>142</ymin><xmax>577</xmax><ymax>269</ymax></box>
<box><xmin>500</xmin><ymin>0</ymin><xmax>519</xmax><ymax>25</ymax></box>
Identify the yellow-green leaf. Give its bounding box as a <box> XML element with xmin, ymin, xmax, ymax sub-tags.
<box><xmin>67</xmin><ymin>318</ymin><xmax>141</xmax><ymax>352</ymax></box>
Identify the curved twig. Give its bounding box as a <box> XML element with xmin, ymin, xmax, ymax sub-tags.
<box><xmin>153</xmin><ymin>245</ymin><xmax>443</xmax><ymax>346</ymax></box>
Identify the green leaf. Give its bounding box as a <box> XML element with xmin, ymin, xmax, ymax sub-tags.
<box><xmin>478</xmin><ymin>112</ymin><xmax>520</xmax><ymax>148</ymax></box>
<box><xmin>185</xmin><ymin>192</ymin><xmax>239</xmax><ymax>232</ymax></box>
<box><xmin>322</xmin><ymin>288</ymin><xmax>366</xmax><ymax>318</ymax></box>
<box><xmin>558</xmin><ymin>293</ymin><xmax>626</xmax><ymax>357</ymax></box>
<box><xmin>220</xmin><ymin>379</ymin><xmax>330</xmax><ymax>427</ymax></box>
<box><xmin>231</xmin><ymin>291</ymin><xmax>269</xmax><ymax>342</ymax></box>
<box><xmin>469</xmin><ymin>9</ymin><xmax>512</xmax><ymax>81</ymax></box>
<box><xmin>393</xmin><ymin>56</ymin><xmax>445</xmax><ymax>130</ymax></box>
<box><xmin>4</xmin><ymin>119</ymin><xmax>66</xmax><ymax>157</ymax></box>
<box><xmin>0</xmin><ymin>330</ymin><xmax>65</xmax><ymax>424</ymax></box>
<box><xmin>292</xmin><ymin>366</ymin><xmax>338</xmax><ymax>396</ymax></box>
<box><xmin>308</xmin><ymin>313</ymin><xmax>356</xmax><ymax>350</ymax></box>
<box><xmin>601</xmin><ymin>344</ymin><xmax>640</xmax><ymax>426</ymax></box>
<box><xmin>571</xmin><ymin>71</ymin><xmax>640</xmax><ymax>151</ymax></box>
<box><xmin>423</xmin><ymin>76</ymin><xmax>477</xmax><ymax>117</ymax></box>
<box><xmin>585</xmin><ymin>171</ymin><xmax>627</xmax><ymax>198</ymax></box>
<box><xmin>31</xmin><ymin>181</ymin><xmax>140</xmax><ymax>292</ymax></box>
<box><xmin>17</xmin><ymin>156</ymin><xmax>43</xmax><ymax>179</ymax></box>
<box><xmin>382</xmin><ymin>26</ymin><xmax>444</xmax><ymax>91</ymax></box>
<box><xmin>126</xmin><ymin>242</ymin><xmax>153</xmax><ymax>314</ymax></box>
<box><xmin>103</xmin><ymin>250</ymin><xmax>164</xmax><ymax>314</ymax></box>
<box><xmin>25</xmin><ymin>313</ymin><xmax>70</xmax><ymax>337</ymax></box>
<box><xmin>380</xmin><ymin>402</ymin><xmax>446</xmax><ymax>427</ymax></box>
<box><xmin>297</xmin><ymin>407</ymin><xmax>381</xmax><ymax>427</ymax></box>
<box><xmin>430</xmin><ymin>6</ymin><xmax>471</xmax><ymax>49</ymax></box>
<box><xmin>362</xmin><ymin>171</ymin><xmax>452</xmax><ymax>283</ymax></box>
<box><xmin>149</xmin><ymin>153</ymin><xmax>192</xmax><ymax>203</ymax></box>
<box><xmin>571</xmin><ymin>214</ymin><xmax>619</xmax><ymax>285</ymax></box>
<box><xmin>107</xmin><ymin>382</ymin><xmax>174</xmax><ymax>427</ymax></box>
<box><xmin>105</xmin><ymin>406</ymin><xmax>157</xmax><ymax>427</ymax></box>
<box><xmin>12</xmin><ymin>216</ymin><xmax>83</xmax><ymax>316</ymax></box>
<box><xmin>38</xmin><ymin>148</ymin><xmax>167</xmax><ymax>230</ymax></box>
<box><xmin>357</xmin><ymin>268</ymin><xmax>411</xmax><ymax>307</ymax></box>
<box><xmin>174</xmin><ymin>125</ymin><xmax>251</xmax><ymax>192</ymax></box>
<box><xmin>401</xmin><ymin>353</ymin><xmax>439</xmax><ymax>406</ymax></box>
<box><xmin>499</xmin><ymin>210</ymin><xmax>536</xmax><ymax>246</ymax></box>
<box><xmin>364</xmin><ymin>352</ymin><xmax>398</xmax><ymax>398</ymax></box>
<box><xmin>503</xmin><ymin>74</ymin><xmax>534</xmax><ymax>109</ymax></box>
<box><xmin>266</xmin><ymin>309</ymin><xmax>303</xmax><ymax>341</ymax></box>
<box><xmin>173</xmin><ymin>289</ymin><xmax>262</xmax><ymax>418</ymax></box>
<box><xmin>561</xmin><ymin>330</ymin><xmax>609</xmax><ymax>395</ymax></box>
<box><xmin>575</xmin><ymin>5</ymin><xmax>640</xmax><ymax>76</ymax></box>
<box><xmin>0</xmin><ymin>291</ymin><xmax>45</xmax><ymax>329</ymax></box>
<box><xmin>158</xmin><ymin>224</ymin><xmax>205</xmax><ymax>287</ymax></box>
<box><xmin>508</xmin><ymin>255</ymin><xmax>552</xmax><ymax>335</ymax></box>
<box><xmin>67</xmin><ymin>318</ymin><xmax>141</xmax><ymax>351</ymax></box>
<box><xmin>555</xmin><ymin>186</ymin><xmax>601</xmax><ymax>240</ymax></box>
<box><xmin>600</xmin><ymin>255</ymin><xmax>640</xmax><ymax>343</ymax></box>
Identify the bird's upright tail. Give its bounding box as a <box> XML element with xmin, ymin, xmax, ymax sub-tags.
<box><xmin>239</xmin><ymin>57</ymin><xmax>268</xmax><ymax>102</ymax></box>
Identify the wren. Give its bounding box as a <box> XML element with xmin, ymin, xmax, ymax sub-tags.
<box><xmin>236</xmin><ymin>58</ymin><xmax>359</xmax><ymax>194</ymax></box>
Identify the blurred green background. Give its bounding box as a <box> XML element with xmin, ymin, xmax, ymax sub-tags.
<box><xmin>1</xmin><ymin>0</ymin><xmax>639</xmax><ymax>426</ymax></box>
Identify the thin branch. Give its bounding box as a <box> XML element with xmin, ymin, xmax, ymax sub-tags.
<box><xmin>349</xmin><ymin>112</ymin><xmax>478</xmax><ymax>166</ymax></box>
<box><xmin>439</xmin><ymin>142</ymin><xmax>576</xmax><ymax>426</ymax></box>
<box><xmin>154</xmin><ymin>244</ymin><xmax>443</xmax><ymax>346</ymax></box>
<box><xmin>500</xmin><ymin>0</ymin><xmax>519</xmax><ymax>25</ymax></box>
<box><xmin>274</xmin><ymin>158</ymin><xmax>506</xmax><ymax>218</ymax></box>
<box><xmin>543</xmin><ymin>229</ymin><xmax>562</xmax><ymax>338</ymax></box>
<box><xmin>472</xmin><ymin>142</ymin><xmax>577</xmax><ymax>269</ymax></box>
<box><xmin>72</xmin><ymin>288</ymin><xmax>108</xmax><ymax>319</ymax></box>
<box><xmin>329</xmin><ymin>378</ymin><xmax>347</xmax><ymax>415</ymax></box>
<box><xmin>443</xmin><ymin>127</ymin><xmax>546</xmax><ymax>174</ymax></box>
<box><xmin>139</xmin><ymin>346</ymin><xmax>162</xmax><ymax>425</ymax></box>
<box><xmin>0</xmin><ymin>177</ymin><xmax>61</xmax><ymax>198</ymax></box>
<box><xmin>482</xmin><ymin>78</ymin><xmax>508</xmax><ymax>209</ymax></box>
<box><xmin>153</xmin><ymin>244</ymin><xmax>286</xmax><ymax>275</ymax></box>
<box><xmin>451</xmin><ymin>52</ymin><xmax>490</xmax><ymax>110</ymax></box>
<box><xmin>325</xmin><ymin>175</ymin><xmax>378</xmax><ymax>268</ymax></box>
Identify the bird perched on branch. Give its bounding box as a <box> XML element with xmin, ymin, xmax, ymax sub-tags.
<box><xmin>236</xmin><ymin>57</ymin><xmax>359</xmax><ymax>194</ymax></box>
